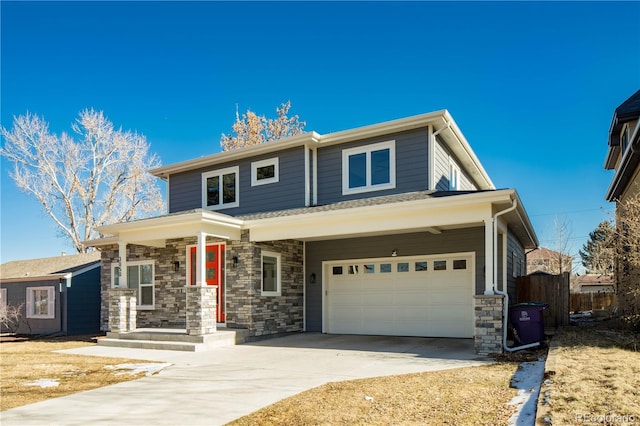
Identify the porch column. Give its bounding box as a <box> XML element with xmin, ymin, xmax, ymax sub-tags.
<box><xmin>109</xmin><ymin>288</ymin><xmax>137</xmax><ymax>332</ymax></box>
<box><xmin>195</xmin><ymin>232</ymin><xmax>207</xmax><ymax>286</ymax></box>
<box><xmin>186</xmin><ymin>285</ymin><xmax>217</xmax><ymax>335</ymax></box>
<box><xmin>118</xmin><ymin>241</ymin><xmax>128</xmax><ymax>287</ymax></box>
<box><xmin>484</xmin><ymin>218</ymin><xmax>495</xmax><ymax>295</ymax></box>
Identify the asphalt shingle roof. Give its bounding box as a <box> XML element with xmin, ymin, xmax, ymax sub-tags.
<box><xmin>0</xmin><ymin>252</ymin><xmax>101</xmax><ymax>280</ymax></box>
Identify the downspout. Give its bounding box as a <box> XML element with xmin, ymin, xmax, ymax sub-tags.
<box><xmin>492</xmin><ymin>197</ymin><xmax>540</xmax><ymax>352</ymax></box>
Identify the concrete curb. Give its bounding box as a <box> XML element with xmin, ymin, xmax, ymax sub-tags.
<box><xmin>536</xmin><ymin>337</ymin><xmax>560</xmax><ymax>425</ymax></box>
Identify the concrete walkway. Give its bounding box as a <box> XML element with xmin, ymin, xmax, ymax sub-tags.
<box><xmin>0</xmin><ymin>333</ymin><xmax>491</xmax><ymax>426</ymax></box>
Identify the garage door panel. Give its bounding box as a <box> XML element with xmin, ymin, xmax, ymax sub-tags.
<box><xmin>326</xmin><ymin>253</ymin><xmax>473</xmax><ymax>338</ymax></box>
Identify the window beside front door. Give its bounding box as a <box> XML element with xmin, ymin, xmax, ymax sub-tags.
<box><xmin>342</xmin><ymin>140</ymin><xmax>396</xmax><ymax>195</ymax></box>
<box><xmin>112</xmin><ymin>261</ymin><xmax>155</xmax><ymax>309</ymax></box>
<box><xmin>202</xmin><ymin>166</ymin><xmax>240</xmax><ymax>210</ymax></box>
<box><xmin>261</xmin><ymin>251</ymin><xmax>281</xmax><ymax>296</ymax></box>
<box><xmin>26</xmin><ymin>286</ymin><xmax>55</xmax><ymax>319</ymax></box>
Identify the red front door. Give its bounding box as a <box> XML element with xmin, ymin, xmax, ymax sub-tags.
<box><xmin>190</xmin><ymin>244</ymin><xmax>225</xmax><ymax>323</ymax></box>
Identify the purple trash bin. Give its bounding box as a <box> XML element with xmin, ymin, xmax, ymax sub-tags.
<box><xmin>509</xmin><ymin>302</ymin><xmax>548</xmax><ymax>344</ymax></box>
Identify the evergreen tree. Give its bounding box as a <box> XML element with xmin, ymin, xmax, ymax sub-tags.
<box><xmin>579</xmin><ymin>220</ymin><xmax>614</xmax><ymax>275</ymax></box>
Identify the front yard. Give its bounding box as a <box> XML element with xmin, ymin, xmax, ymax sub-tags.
<box><xmin>0</xmin><ymin>335</ymin><xmax>162</xmax><ymax>411</ymax></box>
<box><xmin>540</xmin><ymin>326</ymin><xmax>640</xmax><ymax>425</ymax></box>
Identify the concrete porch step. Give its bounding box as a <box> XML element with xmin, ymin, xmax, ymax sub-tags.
<box><xmin>98</xmin><ymin>328</ymin><xmax>250</xmax><ymax>352</ymax></box>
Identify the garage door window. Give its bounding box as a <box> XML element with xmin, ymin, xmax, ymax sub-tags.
<box><xmin>434</xmin><ymin>261</ymin><xmax>447</xmax><ymax>271</ymax></box>
<box><xmin>261</xmin><ymin>251</ymin><xmax>281</xmax><ymax>296</ymax></box>
<box><xmin>415</xmin><ymin>261</ymin><xmax>428</xmax><ymax>271</ymax></box>
<box><xmin>364</xmin><ymin>264</ymin><xmax>375</xmax><ymax>274</ymax></box>
<box><xmin>453</xmin><ymin>260</ymin><xmax>467</xmax><ymax>270</ymax></box>
<box><xmin>397</xmin><ymin>262</ymin><xmax>409</xmax><ymax>272</ymax></box>
<box><xmin>332</xmin><ymin>266</ymin><xmax>343</xmax><ymax>275</ymax></box>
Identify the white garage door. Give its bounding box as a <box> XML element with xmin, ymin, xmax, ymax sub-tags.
<box><xmin>324</xmin><ymin>253</ymin><xmax>474</xmax><ymax>338</ymax></box>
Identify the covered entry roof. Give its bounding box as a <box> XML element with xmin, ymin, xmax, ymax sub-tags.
<box><xmin>87</xmin><ymin>189</ymin><xmax>537</xmax><ymax>250</ymax></box>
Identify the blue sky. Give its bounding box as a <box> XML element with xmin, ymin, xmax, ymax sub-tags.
<box><xmin>1</xmin><ymin>1</ymin><xmax>639</xmax><ymax>270</ymax></box>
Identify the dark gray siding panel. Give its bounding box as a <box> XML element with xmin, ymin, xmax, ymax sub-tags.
<box><xmin>316</xmin><ymin>129</ymin><xmax>429</xmax><ymax>205</ymax></box>
<box><xmin>169</xmin><ymin>147</ymin><xmax>307</xmax><ymax>215</ymax></box>
<box><xmin>66</xmin><ymin>267</ymin><xmax>101</xmax><ymax>335</ymax></box>
<box><xmin>1</xmin><ymin>280</ymin><xmax>62</xmax><ymax>335</ymax></box>
<box><xmin>507</xmin><ymin>230</ymin><xmax>525</xmax><ymax>301</ymax></box>
<box><xmin>304</xmin><ymin>227</ymin><xmax>485</xmax><ymax>332</ymax></box>
<box><xmin>434</xmin><ymin>136</ymin><xmax>477</xmax><ymax>191</ymax></box>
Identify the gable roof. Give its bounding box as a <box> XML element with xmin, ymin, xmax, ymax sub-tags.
<box><xmin>0</xmin><ymin>252</ymin><xmax>101</xmax><ymax>282</ymax></box>
<box><xmin>609</xmin><ymin>89</ymin><xmax>640</xmax><ymax>146</ymax></box>
<box><xmin>150</xmin><ymin>110</ymin><xmax>495</xmax><ymax>191</ymax></box>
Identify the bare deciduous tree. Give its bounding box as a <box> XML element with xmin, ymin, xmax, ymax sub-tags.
<box><xmin>0</xmin><ymin>303</ymin><xmax>27</xmax><ymax>334</ymax></box>
<box><xmin>552</xmin><ymin>216</ymin><xmax>575</xmax><ymax>275</ymax></box>
<box><xmin>1</xmin><ymin>109</ymin><xmax>165</xmax><ymax>252</ymax></box>
<box><xmin>614</xmin><ymin>193</ymin><xmax>640</xmax><ymax>330</ymax></box>
<box><xmin>220</xmin><ymin>101</ymin><xmax>306</xmax><ymax>151</ymax></box>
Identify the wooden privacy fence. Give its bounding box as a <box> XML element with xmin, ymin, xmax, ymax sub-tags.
<box><xmin>569</xmin><ymin>292</ymin><xmax>614</xmax><ymax>313</ymax></box>
<box><xmin>516</xmin><ymin>272</ymin><xmax>570</xmax><ymax>328</ymax></box>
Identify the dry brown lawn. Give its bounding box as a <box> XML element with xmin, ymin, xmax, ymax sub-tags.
<box><xmin>229</xmin><ymin>362</ymin><xmax>521</xmax><ymax>426</ymax></box>
<box><xmin>0</xmin><ymin>335</ymin><xmax>160</xmax><ymax>411</ymax></box>
<box><xmin>546</xmin><ymin>327</ymin><xmax>640</xmax><ymax>425</ymax></box>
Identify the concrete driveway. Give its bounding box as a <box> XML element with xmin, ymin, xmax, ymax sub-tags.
<box><xmin>0</xmin><ymin>333</ymin><xmax>491</xmax><ymax>426</ymax></box>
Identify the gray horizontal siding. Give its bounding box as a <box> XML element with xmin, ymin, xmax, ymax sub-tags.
<box><xmin>434</xmin><ymin>136</ymin><xmax>477</xmax><ymax>191</ymax></box>
<box><xmin>304</xmin><ymin>227</ymin><xmax>485</xmax><ymax>332</ymax></box>
<box><xmin>168</xmin><ymin>146</ymin><xmax>307</xmax><ymax>215</ymax></box>
<box><xmin>507</xmin><ymin>231</ymin><xmax>525</xmax><ymax>301</ymax></box>
<box><xmin>316</xmin><ymin>129</ymin><xmax>429</xmax><ymax>205</ymax></box>
<box><xmin>1</xmin><ymin>280</ymin><xmax>62</xmax><ymax>334</ymax></box>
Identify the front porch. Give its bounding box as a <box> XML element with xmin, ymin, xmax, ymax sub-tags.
<box><xmin>98</xmin><ymin>327</ymin><xmax>250</xmax><ymax>352</ymax></box>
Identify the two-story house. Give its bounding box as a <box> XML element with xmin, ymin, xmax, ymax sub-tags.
<box><xmin>604</xmin><ymin>89</ymin><xmax>640</xmax><ymax>317</ymax></box>
<box><xmin>87</xmin><ymin>110</ymin><xmax>538</xmax><ymax>354</ymax></box>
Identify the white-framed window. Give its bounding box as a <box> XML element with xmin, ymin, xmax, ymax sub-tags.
<box><xmin>202</xmin><ymin>166</ymin><xmax>239</xmax><ymax>210</ymax></box>
<box><xmin>112</xmin><ymin>261</ymin><xmax>155</xmax><ymax>309</ymax></box>
<box><xmin>449</xmin><ymin>159</ymin><xmax>460</xmax><ymax>190</ymax></box>
<box><xmin>26</xmin><ymin>286</ymin><xmax>55</xmax><ymax>319</ymax></box>
<box><xmin>251</xmin><ymin>157</ymin><xmax>279</xmax><ymax>186</ymax></box>
<box><xmin>261</xmin><ymin>251</ymin><xmax>281</xmax><ymax>296</ymax></box>
<box><xmin>342</xmin><ymin>140</ymin><xmax>396</xmax><ymax>195</ymax></box>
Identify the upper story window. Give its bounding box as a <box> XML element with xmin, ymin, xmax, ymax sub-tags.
<box><xmin>342</xmin><ymin>140</ymin><xmax>396</xmax><ymax>195</ymax></box>
<box><xmin>202</xmin><ymin>166</ymin><xmax>239</xmax><ymax>210</ymax></box>
<box><xmin>449</xmin><ymin>159</ymin><xmax>460</xmax><ymax>190</ymax></box>
<box><xmin>251</xmin><ymin>158</ymin><xmax>279</xmax><ymax>186</ymax></box>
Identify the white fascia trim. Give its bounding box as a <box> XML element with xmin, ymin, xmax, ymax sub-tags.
<box><xmin>151</xmin><ymin>132</ymin><xmax>322</xmax><ymax>178</ymax></box>
<box><xmin>94</xmin><ymin>210</ymin><xmax>244</xmax><ymax>245</ymax></box>
<box><xmin>245</xmin><ymin>190</ymin><xmax>516</xmax><ymax>242</ymax></box>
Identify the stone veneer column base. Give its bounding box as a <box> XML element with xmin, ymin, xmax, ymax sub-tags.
<box><xmin>186</xmin><ymin>285</ymin><xmax>217</xmax><ymax>336</ymax></box>
<box><xmin>474</xmin><ymin>295</ymin><xmax>504</xmax><ymax>355</ymax></box>
<box><xmin>109</xmin><ymin>288</ymin><xmax>137</xmax><ymax>332</ymax></box>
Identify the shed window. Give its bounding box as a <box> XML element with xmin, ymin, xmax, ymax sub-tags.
<box><xmin>26</xmin><ymin>286</ymin><xmax>55</xmax><ymax>319</ymax></box>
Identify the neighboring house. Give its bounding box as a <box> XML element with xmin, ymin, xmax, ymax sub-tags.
<box><xmin>0</xmin><ymin>252</ymin><xmax>101</xmax><ymax>335</ymax></box>
<box><xmin>526</xmin><ymin>247</ymin><xmax>573</xmax><ymax>275</ymax></box>
<box><xmin>86</xmin><ymin>110</ymin><xmax>538</xmax><ymax>355</ymax></box>
<box><xmin>604</xmin><ymin>89</ymin><xmax>640</xmax><ymax>315</ymax></box>
<box><xmin>573</xmin><ymin>275</ymin><xmax>614</xmax><ymax>293</ymax></box>
<box><xmin>605</xmin><ymin>89</ymin><xmax>640</xmax><ymax>203</ymax></box>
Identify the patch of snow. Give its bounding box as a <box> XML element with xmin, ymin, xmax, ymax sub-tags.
<box><xmin>23</xmin><ymin>378</ymin><xmax>60</xmax><ymax>388</ymax></box>
<box><xmin>104</xmin><ymin>363</ymin><xmax>172</xmax><ymax>376</ymax></box>
<box><xmin>507</xmin><ymin>357</ymin><xmax>546</xmax><ymax>426</ymax></box>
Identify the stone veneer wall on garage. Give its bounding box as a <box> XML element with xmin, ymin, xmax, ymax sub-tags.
<box><xmin>226</xmin><ymin>230</ymin><xmax>304</xmax><ymax>337</ymax></box>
